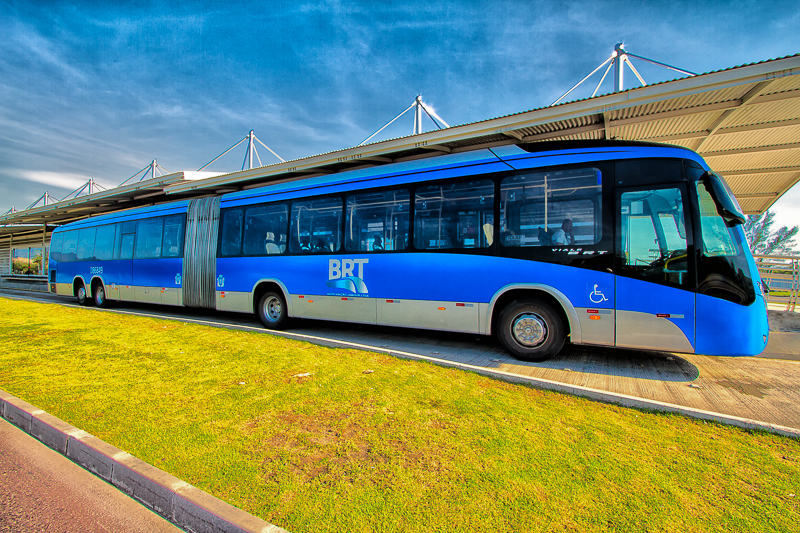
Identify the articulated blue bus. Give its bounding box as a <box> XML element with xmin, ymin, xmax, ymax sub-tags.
<box><xmin>48</xmin><ymin>141</ymin><xmax>769</xmax><ymax>360</ymax></box>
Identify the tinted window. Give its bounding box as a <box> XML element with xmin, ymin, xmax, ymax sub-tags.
<box><xmin>696</xmin><ymin>182</ymin><xmax>755</xmax><ymax>305</ymax></box>
<box><xmin>615</xmin><ymin>158</ymin><xmax>683</xmax><ymax>186</ymax></box>
<box><xmin>500</xmin><ymin>168</ymin><xmax>602</xmax><ymax>247</ymax></box>
<box><xmin>244</xmin><ymin>203</ymin><xmax>288</xmax><ymax>256</ymax></box>
<box><xmin>76</xmin><ymin>227</ymin><xmax>97</xmax><ymax>261</ymax></box>
<box><xmin>414</xmin><ymin>179</ymin><xmax>494</xmax><ymax>250</ymax></box>
<box><xmin>135</xmin><ymin>218</ymin><xmax>163</xmax><ymax>259</ymax></box>
<box><xmin>219</xmin><ymin>208</ymin><xmax>243</xmax><ymax>257</ymax></box>
<box><xmin>61</xmin><ymin>231</ymin><xmax>78</xmax><ymax>262</ymax></box>
<box><xmin>49</xmin><ymin>233</ymin><xmax>63</xmax><ymax>263</ymax></box>
<box><xmin>162</xmin><ymin>215</ymin><xmax>185</xmax><ymax>258</ymax></box>
<box><xmin>94</xmin><ymin>224</ymin><xmax>116</xmax><ymax>261</ymax></box>
<box><xmin>289</xmin><ymin>197</ymin><xmax>342</xmax><ymax>253</ymax></box>
<box><xmin>115</xmin><ymin>222</ymin><xmax>136</xmax><ymax>260</ymax></box>
<box><xmin>346</xmin><ymin>189</ymin><xmax>410</xmax><ymax>252</ymax></box>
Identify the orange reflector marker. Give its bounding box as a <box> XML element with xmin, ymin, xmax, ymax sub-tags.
<box><xmin>437</xmin><ymin>307</ymin><xmax>446</xmax><ymax>311</ymax></box>
<box><xmin>589</xmin><ymin>315</ymin><xmax>601</xmax><ymax>320</ymax></box>
<box><xmin>307</xmin><ymin>300</ymin><xmax>314</xmax><ymax>303</ymax></box>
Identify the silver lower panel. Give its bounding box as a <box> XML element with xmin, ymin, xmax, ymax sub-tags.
<box><xmin>54</xmin><ymin>282</ymin><xmax>691</xmax><ymax>353</ymax></box>
<box><xmin>616</xmin><ymin>310</ymin><xmax>693</xmax><ymax>353</ymax></box>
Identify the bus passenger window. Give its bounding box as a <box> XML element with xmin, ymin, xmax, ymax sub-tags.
<box><xmin>289</xmin><ymin>197</ymin><xmax>342</xmax><ymax>254</ymax></box>
<box><xmin>500</xmin><ymin>168</ymin><xmax>602</xmax><ymax>248</ymax></box>
<box><xmin>49</xmin><ymin>233</ymin><xmax>64</xmax><ymax>263</ymax></box>
<box><xmin>61</xmin><ymin>231</ymin><xmax>79</xmax><ymax>262</ymax></box>
<box><xmin>94</xmin><ymin>224</ymin><xmax>117</xmax><ymax>261</ymax></box>
<box><xmin>219</xmin><ymin>208</ymin><xmax>243</xmax><ymax>257</ymax></box>
<box><xmin>345</xmin><ymin>189</ymin><xmax>409</xmax><ymax>252</ymax></box>
<box><xmin>162</xmin><ymin>215</ymin><xmax>185</xmax><ymax>258</ymax></box>
<box><xmin>243</xmin><ymin>203</ymin><xmax>288</xmax><ymax>256</ymax></box>
<box><xmin>76</xmin><ymin>227</ymin><xmax>97</xmax><ymax>261</ymax></box>
<box><xmin>414</xmin><ymin>179</ymin><xmax>493</xmax><ymax>250</ymax></box>
<box><xmin>114</xmin><ymin>222</ymin><xmax>136</xmax><ymax>260</ymax></box>
<box><xmin>61</xmin><ymin>231</ymin><xmax>78</xmax><ymax>262</ymax></box>
<box><xmin>134</xmin><ymin>218</ymin><xmax>164</xmax><ymax>259</ymax></box>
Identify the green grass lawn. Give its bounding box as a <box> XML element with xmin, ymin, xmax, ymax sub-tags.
<box><xmin>1</xmin><ymin>296</ymin><xmax>798</xmax><ymax>532</ymax></box>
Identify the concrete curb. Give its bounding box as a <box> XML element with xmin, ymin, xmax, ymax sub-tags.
<box><xmin>0</xmin><ymin>389</ymin><xmax>286</xmax><ymax>533</ymax></box>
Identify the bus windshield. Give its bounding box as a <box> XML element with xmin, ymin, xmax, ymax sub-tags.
<box><xmin>695</xmin><ymin>181</ymin><xmax>755</xmax><ymax>305</ymax></box>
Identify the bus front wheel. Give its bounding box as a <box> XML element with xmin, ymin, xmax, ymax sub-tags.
<box><xmin>497</xmin><ymin>300</ymin><xmax>566</xmax><ymax>362</ymax></box>
<box><xmin>257</xmin><ymin>291</ymin><xmax>288</xmax><ymax>330</ymax></box>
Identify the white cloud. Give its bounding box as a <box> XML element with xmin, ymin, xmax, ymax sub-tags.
<box><xmin>14</xmin><ymin>170</ymin><xmax>111</xmax><ymax>192</ymax></box>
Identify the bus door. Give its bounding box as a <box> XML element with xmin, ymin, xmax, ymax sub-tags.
<box><xmin>614</xmin><ymin>185</ymin><xmax>696</xmax><ymax>353</ymax></box>
<box><xmin>112</xmin><ymin>221</ymin><xmax>135</xmax><ymax>300</ymax></box>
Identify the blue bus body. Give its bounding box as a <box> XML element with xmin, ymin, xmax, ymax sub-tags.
<box><xmin>48</xmin><ymin>142</ymin><xmax>769</xmax><ymax>359</ymax></box>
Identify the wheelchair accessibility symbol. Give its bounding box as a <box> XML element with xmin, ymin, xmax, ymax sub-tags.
<box><xmin>589</xmin><ymin>284</ymin><xmax>608</xmax><ymax>304</ymax></box>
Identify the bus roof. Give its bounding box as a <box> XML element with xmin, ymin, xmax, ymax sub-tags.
<box><xmin>220</xmin><ymin>141</ymin><xmax>703</xmax><ymax>208</ymax></box>
<box><xmin>54</xmin><ymin>141</ymin><xmax>704</xmax><ymax>230</ymax></box>
<box><xmin>53</xmin><ymin>200</ymin><xmax>190</xmax><ymax>232</ymax></box>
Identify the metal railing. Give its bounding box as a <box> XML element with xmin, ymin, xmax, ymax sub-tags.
<box><xmin>755</xmin><ymin>255</ymin><xmax>799</xmax><ymax>312</ymax></box>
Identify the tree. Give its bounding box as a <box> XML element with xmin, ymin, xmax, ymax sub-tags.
<box><xmin>743</xmin><ymin>210</ymin><xmax>799</xmax><ymax>256</ymax></box>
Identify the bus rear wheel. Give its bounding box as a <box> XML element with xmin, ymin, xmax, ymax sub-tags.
<box><xmin>93</xmin><ymin>283</ymin><xmax>108</xmax><ymax>308</ymax></box>
<box><xmin>497</xmin><ymin>300</ymin><xmax>566</xmax><ymax>362</ymax></box>
<box><xmin>257</xmin><ymin>291</ymin><xmax>288</xmax><ymax>330</ymax></box>
<box><xmin>76</xmin><ymin>283</ymin><xmax>89</xmax><ymax>306</ymax></box>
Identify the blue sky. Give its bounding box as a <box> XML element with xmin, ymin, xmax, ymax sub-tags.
<box><xmin>1</xmin><ymin>0</ymin><xmax>799</xmax><ymax>227</ymax></box>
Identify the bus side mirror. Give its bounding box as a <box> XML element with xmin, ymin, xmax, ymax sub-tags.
<box><xmin>702</xmin><ymin>172</ymin><xmax>746</xmax><ymax>225</ymax></box>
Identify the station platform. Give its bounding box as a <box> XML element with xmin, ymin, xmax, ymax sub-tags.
<box><xmin>0</xmin><ymin>275</ymin><xmax>48</xmax><ymax>292</ymax></box>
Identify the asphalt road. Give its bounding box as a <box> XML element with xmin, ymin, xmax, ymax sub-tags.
<box><xmin>0</xmin><ymin>418</ymin><xmax>179</xmax><ymax>533</ymax></box>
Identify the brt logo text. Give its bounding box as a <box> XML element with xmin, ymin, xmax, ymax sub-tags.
<box><xmin>328</xmin><ymin>258</ymin><xmax>369</xmax><ymax>295</ymax></box>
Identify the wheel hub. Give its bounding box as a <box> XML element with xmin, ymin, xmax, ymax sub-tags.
<box><xmin>512</xmin><ymin>313</ymin><xmax>547</xmax><ymax>347</ymax></box>
<box><xmin>264</xmin><ymin>296</ymin><xmax>282</xmax><ymax>321</ymax></box>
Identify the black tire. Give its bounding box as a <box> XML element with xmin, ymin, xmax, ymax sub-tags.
<box><xmin>257</xmin><ymin>291</ymin><xmax>288</xmax><ymax>329</ymax></box>
<box><xmin>75</xmin><ymin>283</ymin><xmax>89</xmax><ymax>306</ymax></box>
<box><xmin>93</xmin><ymin>283</ymin><xmax>108</xmax><ymax>308</ymax></box>
<box><xmin>497</xmin><ymin>300</ymin><xmax>566</xmax><ymax>361</ymax></box>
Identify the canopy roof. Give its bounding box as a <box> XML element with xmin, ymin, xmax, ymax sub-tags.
<box><xmin>2</xmin><ymin>53</ymin><xmax>799</xmax><ymax>230</ymax></box>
